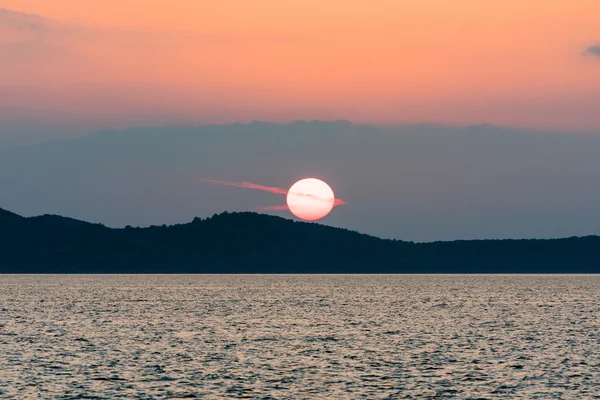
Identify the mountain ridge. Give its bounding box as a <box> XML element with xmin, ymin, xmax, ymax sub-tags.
<box><xmin>1</xmin><ymin>207</ymin><xmax>599</xmax><ymax>273</ymax></box>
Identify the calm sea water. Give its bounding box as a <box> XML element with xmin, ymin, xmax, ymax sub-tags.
<box><xmin>1</xmin><ymin>275</ymin><xmax>599</xmax><ymax>398</ymax></box>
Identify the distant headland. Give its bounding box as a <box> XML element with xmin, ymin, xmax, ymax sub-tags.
<box><xmin>0</xmin><ymin>207</ymin><xmax>599</xmax><ymax>273</ymax></box>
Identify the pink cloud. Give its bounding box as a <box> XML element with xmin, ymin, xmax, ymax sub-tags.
<box><xmin>200</xmin><ymin>178</ymin><xmax>347</xmax><ymax>211</ymax></box>
<box><xmin>199</xmin><ymin>178</ymin><xmax>287</xmax><ymax>194</ymax></box>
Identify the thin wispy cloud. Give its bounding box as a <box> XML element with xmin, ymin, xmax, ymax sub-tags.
<box><xmin>585</xmin><ymin>45</ymin><xmax>600</xmax><ymax>58</ymax></box>
<box><xmin>0</xmin><ymin>8</ymin><xmax>304</xmax><ymax>81</ymax></box>
<box><xmin>200</xmin><ymin>179</ymin><xmax>288</xmax><ymax>195</ymax></box>
<box><xmin>200</xmin><ymin>178</ymin><xmax>347</xmax><ymax>208</ymax></box>
<box><xmin>257</xmin><ymin>201</ymin><xmax>346</xmax><ymax>211</ymax></box>
<box><xmin>0</xmin><ymin>8</ymin><xmax>302</xmax><ymax>53</ymax></box>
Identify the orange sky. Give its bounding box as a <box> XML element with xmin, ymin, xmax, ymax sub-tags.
<box><xmin>2</xmin><ymin>0</ymin><xmax>600</xmax><ymax>130</ymax></box>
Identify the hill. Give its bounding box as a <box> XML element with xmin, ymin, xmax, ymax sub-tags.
<box><xmin>1</xmin><ymin>208</ymin><xmax>599</xmax><ymax>273</ymax></box>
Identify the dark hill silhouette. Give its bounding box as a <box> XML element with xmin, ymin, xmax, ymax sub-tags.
<box><xmin>0</xmin><ymin>207</ymin><xmax>24</xmax><ymax>222</ymax></box>
<box><xmin>0</xmin><ymin>207</ymin><xmax>599</xmax><ymax>273</ymax></box>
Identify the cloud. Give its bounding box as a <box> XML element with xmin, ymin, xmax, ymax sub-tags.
<box><xmin>258</xmin><ymin>201</ymin><xmax>345</xmax><ymax>211</ymax></box>
<box><xmin>200</xmin><ymin>178</ymin><xmax>347</xmax><ymax>207</ymax></box>
<box><xmin>0</xmin><ymin>8</ymin><xmax>306</xmax><ymax>87</ymax></box>
<box><xmin>200</xmin><ymin>179</ymin><xmax>288</xmax><ymax>195</ymax></box>
<box><xmin>0</xmin><ymin>9</ymin><xmax>88</xmax><ymax>66</ymax></box>
<box><xmin>0</xmin><ymin>8</ymin><xmax>302</xmax><ymax>53</ymax></box>
<box><xmin>585</xmin><ymin>45</ymin><xmax>600</xmax><ymax>58</ymax></box>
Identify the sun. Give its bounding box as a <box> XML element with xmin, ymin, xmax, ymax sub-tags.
<box><xmin>286</xmin><ymin>178</ymin><xmax>335</xmax><ymax>221</ymax></box>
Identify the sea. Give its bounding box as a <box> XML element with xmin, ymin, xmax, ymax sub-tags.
<box><xmin>1</xmin><ymin>275</ymin><xmax>599</xmax><ymax>398</ymax></box>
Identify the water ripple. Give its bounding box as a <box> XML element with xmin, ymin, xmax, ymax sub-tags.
<box><xmin>1</xmin><ymin>275</ymin><xmax>600</xmax><ymax>398</ymax></box>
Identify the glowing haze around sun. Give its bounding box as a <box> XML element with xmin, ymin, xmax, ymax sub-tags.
<box><xmin>286</xmin><ymin>178</ymin><xmax>335</xmax><ymax>221</ymax></box>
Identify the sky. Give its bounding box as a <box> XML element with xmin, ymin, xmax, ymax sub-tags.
<box><xmin>1</xmin><ymin>1</ymin><xmax>600</xmax><ymax>240</ymax></box>
<box><xmin>2</xmin><ymin>122</ymin><xmax>600</xmax><ymax>242</ymax></box>
<box><xmin>1</xmin><ymin>0</ymin><xmax>600</xmax><ymax>145</ymax></box>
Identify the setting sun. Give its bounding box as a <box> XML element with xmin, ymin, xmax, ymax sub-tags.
<box><xmin>286</xmin><ymin>178</ymin><xmax>335</xmax><ymax>221</ymax></box>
